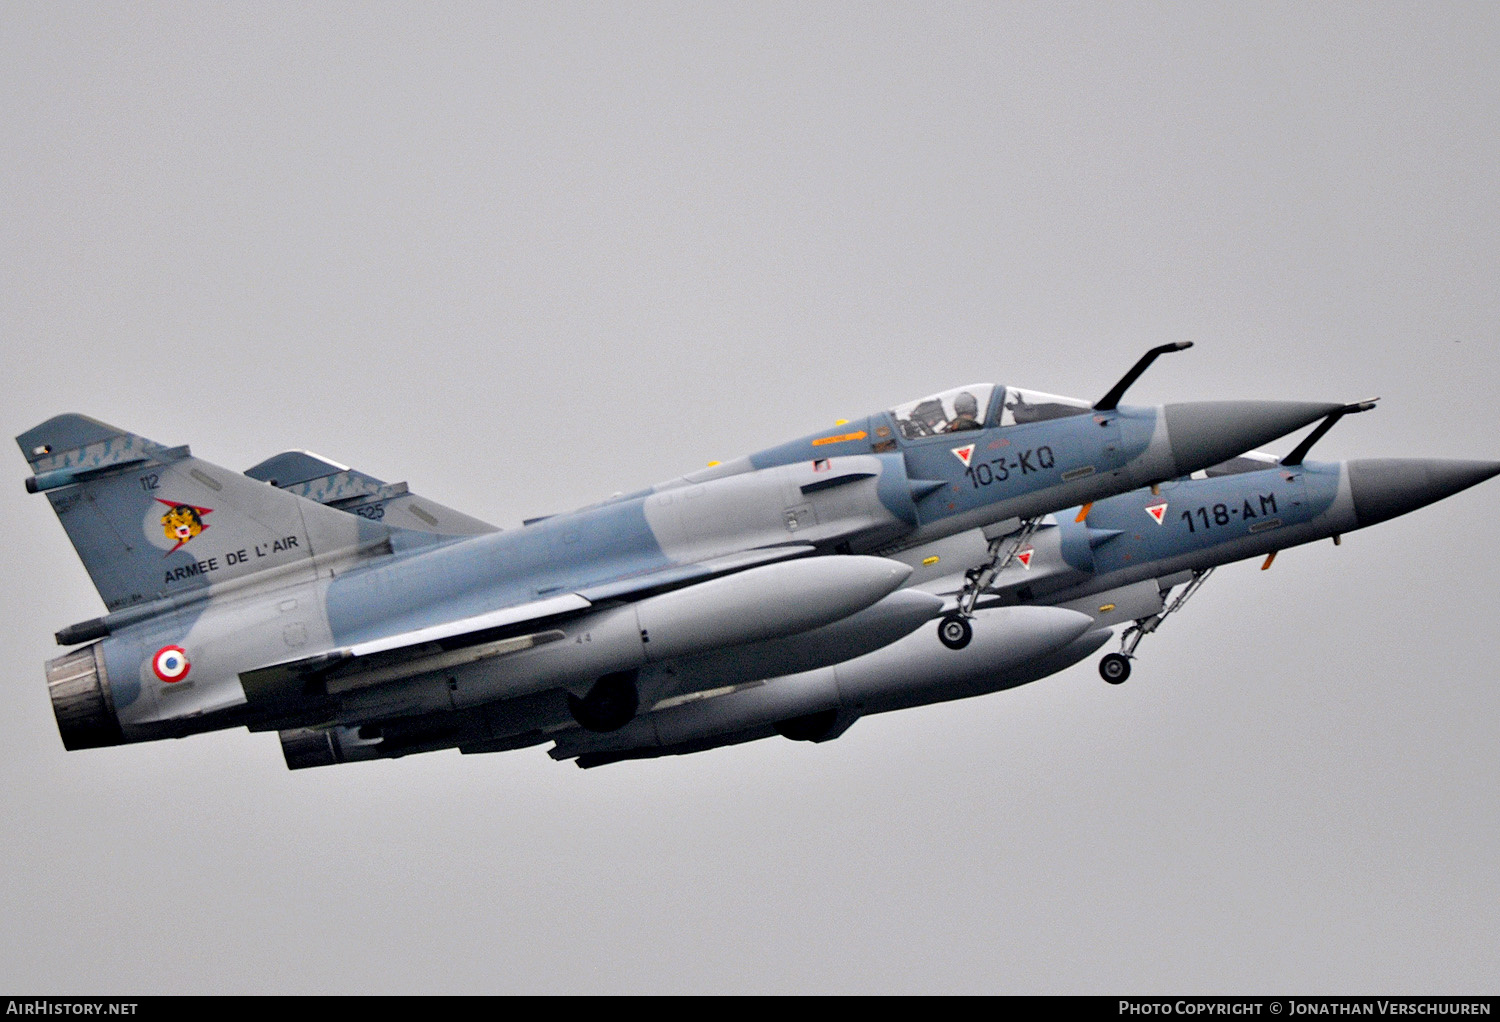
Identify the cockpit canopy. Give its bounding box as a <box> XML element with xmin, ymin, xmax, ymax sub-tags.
<box><xmin>997</xmin><ymin>388</ymin><xmax>1093</xmax><ymax>427</ymax></box>
<box><xmin>888</xmin><ymin>384</ymin><xmax>1092</xmax><ymax>439</ymax></box>
<box><xmin>889</xmin><ymin>384</ymin><xmax>994</xmax><ymax>439</ymax></box>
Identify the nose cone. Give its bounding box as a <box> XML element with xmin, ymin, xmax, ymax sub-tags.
<box><xmin>1347</xmin><ymin>458</ymin><xmax>1500</xmax><ymax>529</ymax></box>
<box><xmin>1163</xmin><ymin>401</ymin><xmax>1345</xmax><ymax>476</ymax></box>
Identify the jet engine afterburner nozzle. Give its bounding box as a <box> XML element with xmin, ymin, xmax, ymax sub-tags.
<box><xmin>1347</xmin><ymin>458</ymin><xmax>1500</xmax><ymax>529</ymax></box>
<box><xmin>1162</xmin><ymin>401</ymin><xmax>1345</xmax><ymax>477</ymax></box>
<box><xmin>45</xmin><ymin>643</ymin><xmax>123</xmax><ymax>750</ymax></box>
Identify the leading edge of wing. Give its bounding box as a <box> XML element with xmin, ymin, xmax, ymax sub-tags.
<box><xmin>347</xmin><ymin>592</ymin><xmax>592</xmax><ymax>657</ymax></box>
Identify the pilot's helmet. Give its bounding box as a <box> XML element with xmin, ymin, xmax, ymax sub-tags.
<box><xmin>953</xmin><ymin>391</ymin><xmax>979</xmax><ymax>419</ymax></box>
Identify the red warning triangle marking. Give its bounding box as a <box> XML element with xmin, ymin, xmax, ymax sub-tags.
<box><xmin>1144</xmin><ymin>501</ymin><xmax>1168</xmax><ymax>525</ymax></box>
<box><xmin>1015</xmin><ymin>547</ymin><xmax>1034</xmax><ymax>569</ymax></box>
<box><xmin>951</xmin><ymin>444</ymin><xmax>975</xmax><ymax>467</ymax></box>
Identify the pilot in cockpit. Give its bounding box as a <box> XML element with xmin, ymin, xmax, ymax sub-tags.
<box><xmin>943</xmin><ymin>391</ymin><xmax>983</xmax><ymax>432</ymax></box>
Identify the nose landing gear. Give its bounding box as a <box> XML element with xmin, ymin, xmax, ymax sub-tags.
<box><xmin>1098</xmin><ymin>567</ymin><xmax>1214</xmax><ymax>684</ymax></box>
<box><xmin>937</xmin><ymin>517</ymin><xmax>1043</xmax><ymax>651</ymax></box>
<box><xmin>1099</xmin><ymin>652</ymin><xmax>1132</xmax><ymax>684</ymax></box>
<box><xmin>937</xmin><ymin>613</ymin><xmax>973</xmax><ymax>650</ymax></box>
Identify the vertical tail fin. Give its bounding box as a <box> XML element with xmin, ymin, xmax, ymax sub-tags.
<box><xmin>18</xmin><ymin>414</ymin><xmax>391</xmax><ymax>613</ymax></box>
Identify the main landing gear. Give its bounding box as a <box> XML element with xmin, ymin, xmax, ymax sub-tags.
<box><xmin>1099</xmin><ymin>567</ymin><xmax>1214</xmax><ymax>684</ymax></box>
<box><xmin>937</xmin><ymin>518</ymin><xmax>1042</xmax><ymax>651</ymax></box>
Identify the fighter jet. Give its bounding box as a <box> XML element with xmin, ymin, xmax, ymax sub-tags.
<box><xmin>21</xmin><ymin>345</ymin><xmax>1343</xmax><ymax>768</ymax></box>
<box><xmin>977</xmin><ymin>400</ymin><xmax>1500</xmax><ymax>683</ymax></box>
<box><xmin>546</xmin><ymin>403</ymin><xmax>1500</xmax><ymax>768</ymax></box>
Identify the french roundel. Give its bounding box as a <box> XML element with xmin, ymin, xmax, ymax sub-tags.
<box><xmin>152</xmin><ymin>645</ymin><xmax>191</xmax><ymax>683</ymax></box>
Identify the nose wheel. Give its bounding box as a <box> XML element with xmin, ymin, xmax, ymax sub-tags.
<box><xmin>1099</xmin><ymin>653</ymin><xmax>1132</xmax><ymax>684</ymax></box>
<box><xmin>1097</xmin><ymin>567</ymin><xmax>1214</xmax><ymax>685</ymax></box>
<box><xmin>937</xmin><ymin>613</ymin><xmax>973</xmax><ymax>650</ymax></box>
<box><xmin>939</xmin><ymin>517</ymin><xmax>1043</xmax><ymax>653</ymax></box>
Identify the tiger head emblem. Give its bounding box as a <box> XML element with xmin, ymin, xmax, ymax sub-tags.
<box><xmin>157</xmin><ymin>501</ymin><xmax>213</xmax><ymax>553</ymax></box>
<box><xmin>162</xmin><ymin>504</ymin><xmax>204</xmax><ymax>542</ymax></box>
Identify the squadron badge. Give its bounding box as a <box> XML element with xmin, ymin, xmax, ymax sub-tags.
<box><xmin>156</xmin><ymin>500</ymin><xmax>214</xmax><ymax>553</ymax></box>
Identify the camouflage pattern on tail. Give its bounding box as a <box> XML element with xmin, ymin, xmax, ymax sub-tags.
<box><xmin>244</xmin><ymin>450</ymin><xmax>498</xmax><ymax>537</ymax></box>
<box><xmin>17</xmin><ymin>414</ymin><xmax>390</xmax><ymax>613</ymax></box>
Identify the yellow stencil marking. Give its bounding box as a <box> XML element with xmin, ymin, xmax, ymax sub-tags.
<box><xmin>811</xmin><ymin>431</ymin><xmax>867</xmax><ymax>446</ymax></box>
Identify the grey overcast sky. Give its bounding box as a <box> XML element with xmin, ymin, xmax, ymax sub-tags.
<box><xmin>2</xmin><ymin>3</ymin><xmax>1498</xmax><ymax>994</ymax></box>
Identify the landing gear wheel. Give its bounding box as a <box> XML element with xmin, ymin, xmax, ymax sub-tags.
<box><xmin>1099</xmin><ymin>653</ymin><xmax>1132</xmax><ymax>685</ymax></box>
<box><xmin>568</xmin><ymin>670</ymin><xmax>640</xmax><ymax>732</ymax></box>
<box><xmin>938</xmin><ymin>613</ymin><xmax>973</xmax><ymax>650</ymax></box>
